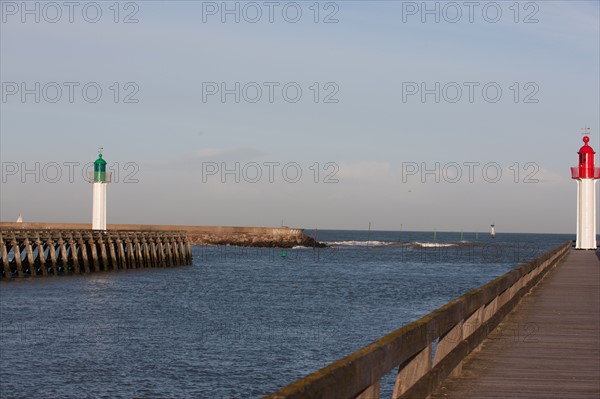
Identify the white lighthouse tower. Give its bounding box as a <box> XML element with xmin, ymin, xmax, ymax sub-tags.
<box><xmin>90</xmin><ymin>152</ymin><xmax>111</xmax><ymax>230</ymax></box>
<box><xmin>571</xmin><ymin>135</ymin><xmax>599</xmax><ymax>249</ymax></box>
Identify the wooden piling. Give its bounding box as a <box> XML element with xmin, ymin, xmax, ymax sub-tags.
<box><xmin>47</xmin><ymin>238</ymin><xmax>58</xmax><ymax>275</ymax></box>
<box><xmin>35</xmin><ymin>234</ymin><xmax>48</xmax><ymax>277</ymax></box>
<box><xmin>68</xmin><ymin>235</ymin><xmax>80</xmax><ymax>274</ymax></box>
<box><xmin>88</xmin><ymin>238</ymin><xmax>100</xmax><ymax>272</ymax></box>
<box><xmin>171</xmin><ymin>236</ymin><xmax>180</xmax><ymax>266</ymax></box>
<box><xmin>149</xmin><ymin>236</ymin><xmax>158</xmax><ymax>268</ymax></box>
<box><xmin>178</xmin><ymin>236</ymin><xmax>186</xmax><ymax>265</ymax></box>
<box><xmin>107</xmin><ymin>236</ymin><xmax>118</xmax><ymax>271</ymax></box>
<box><xmin>98</xmin><ymin>236</ymin><xmax>108</xmax><ymax>271</ymax></box>
<box><xmin>141</xmin><ymin>237</ymin><xmax>150</xmax><ymax>268</ymax></box>
<box><xmin>1</xmin><ymin>234</ymin><xmax>11</xmax><ymax>276</ymax></box>
<box><xmin>24</xmin><ymin>238</ymin><xmax>36</xmax><ymax>276</ymax></box>
<box><xmin>117</xmin><ymin>237</ymin><xmax>126</xmax><ymax>270</ymax></box>
<box><xmin>157</xmin><ymin>238</ymin><xmax>166</xmax><ymax>267</ymax></box>
<box><xmin>77</xmin><ymin>234</ymin><xmax>90</xmax><ymax>274</ymax></box>
<box><xmin>164</xmin><ymin>236</ymin><xmax>173</xmax><ymax>267</ymax></box>
<box><xmin>12</xmin><ymin>238</ymin><xmax>24</xmax><ymax>278</ymax></box>
<box><xmin>186</xmin><ymin>239</ymin><xmax>192</xmax><ymax>264</ymax></box>
<box><xmin>134</xmin><ymin>238</ymin><xmax>143</xmax><ymax>268</ymax></box>
<box><xmin>126</xmin><ymin>237</ymin><xmax>135</xmax><ymax>269</ymax></box>
<box><xmin>58</xmin><ymin>236</ymin><xmax>69</xmax><ymax>273</ymax></box>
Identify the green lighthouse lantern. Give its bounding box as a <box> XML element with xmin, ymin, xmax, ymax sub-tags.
<box><xmin>94</xmin><ymin>153</ymin><xmax>107</xmax><ymax>182</ymax></box>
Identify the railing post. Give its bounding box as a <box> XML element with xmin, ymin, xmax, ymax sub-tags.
<box><xmin>356</xmin><ymin>380</ymin><xmax>380</xmax><ymax>399</ymax></box>
<box><xmin>392</xmin><ymin>344</ymin><xmax>432</xmax><ymax>398</ymax></box>
<box><xmin>463</xmin><ymin>306</ymin><xmax>484</xmax><ymax>352</ymax></box>
<box><xmin>434</xmin><ymin>320</ymin><xmax>464</xmax><ymax>376</ymax></box>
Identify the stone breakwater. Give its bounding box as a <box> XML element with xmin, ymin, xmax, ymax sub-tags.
<box><xmin>0</xmin><ymin>223</ymin><xmax>325</xmax><ymax>248</ymax></box>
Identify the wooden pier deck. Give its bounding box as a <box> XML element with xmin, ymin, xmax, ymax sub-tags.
<box><xmin>431</xmin><ymin>249</ymin><xmax>600</xmax><ymax>399</ymax></box>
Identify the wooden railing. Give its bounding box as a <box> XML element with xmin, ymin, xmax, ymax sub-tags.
<box><xmin>265</xmin><ymin>240</ymin><xmax>572</xmax><ymax>399</ymax></box>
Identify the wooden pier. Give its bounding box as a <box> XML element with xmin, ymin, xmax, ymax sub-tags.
<box><xmin>264</xmin><ymin>241</ymin><xmax>600</xmax><ymax>399</ymax></box>
<box><xmin>430</xmin><ymin>248</ymin><xmax>599</xmax><ymax>398</ymax></box>
<box><xmin>0</xmin><ymin>229</ymin><xmax>192</xmax><ymax>279</ymax></box>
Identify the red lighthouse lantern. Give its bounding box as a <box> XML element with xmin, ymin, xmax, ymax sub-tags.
<box><xmin>571</xmin><ymin>135</ymin><xmax>599</xmax><ymax>249</ymax></box>
<box><xmin>572</xmin><ymin>136</ymin><xmax>599</xmax><ymax>179</ymax></box>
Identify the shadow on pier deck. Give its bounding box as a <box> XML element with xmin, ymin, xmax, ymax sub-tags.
<box><xmin>265</xmin><ymin>242</ymin><xmax>600</xmax><ymax>399</ymax></box>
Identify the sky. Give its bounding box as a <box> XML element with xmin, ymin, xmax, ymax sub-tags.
<box><xmin>1</xmin><ymin>0</ymin><xmax>599</xmax><ymax>233</ymax></box>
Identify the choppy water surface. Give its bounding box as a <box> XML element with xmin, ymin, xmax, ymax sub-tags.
<box><xmin>0</xmin><ymin>230</ymin><xmax>571</xmax><ymax>398</ymax></box>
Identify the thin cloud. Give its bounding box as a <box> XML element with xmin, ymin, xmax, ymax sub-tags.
<box><xmin>337</xmin><ymin>161</ymin><xmax>394</xmax><ymax>181</ymax></box>
<box><xmin>142</xmin><ymin>147</ymin><xmax>268</xmax><ymax>170</ymax></box>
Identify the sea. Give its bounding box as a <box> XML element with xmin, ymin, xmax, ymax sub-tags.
<box><xmin>0</xmin><ymin>230</ymin><xmax>575</xmax><ymax>398</ymax></box>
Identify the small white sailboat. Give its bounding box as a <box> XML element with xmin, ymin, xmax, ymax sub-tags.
<box><xmin>16</xmin><ymin>213</ymin><xmax>23</xmax><ymax>223</ymax></box>
<box><xmin>490</xmin><ymin>224</ymin><xmax>496</xmax><ymax>239</ymax></box>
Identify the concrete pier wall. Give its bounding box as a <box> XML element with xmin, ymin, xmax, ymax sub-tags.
<box><xmin>0</xmin><ymin>223</ymin><xmax>319</xmax><ymax>248</ymax></box>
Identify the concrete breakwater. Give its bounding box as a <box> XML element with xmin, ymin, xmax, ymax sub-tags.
<box><xmin>0</xmin><ymin>222</ymin><xmax>324</xmax><ymax>248</ymax></box>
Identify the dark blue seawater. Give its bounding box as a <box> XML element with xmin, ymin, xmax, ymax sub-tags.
<box><xmin>0</xmin><ymin>230</ymin><xmax>573</xmax><ymax>398</ymax></box>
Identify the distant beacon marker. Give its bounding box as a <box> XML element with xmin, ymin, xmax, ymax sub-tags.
<box><xmin>90</xmin><ymin>150</ymin><xmax>111</xmax><ymax>231</ymax></box>
<box><xmin>571</xmin><ymin>135</ymin><xmax>600</xmax><ymax>249</ymax></box>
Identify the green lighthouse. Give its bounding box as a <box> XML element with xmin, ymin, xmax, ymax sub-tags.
<box><xmin>91</xmin><ymin>151</ymin><xmax>110</xmax><ymax>230</ymax></box>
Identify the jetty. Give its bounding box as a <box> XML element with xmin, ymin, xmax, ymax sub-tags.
<box><xmin>0</xmin><ymin>222</ymin><xmax>321</xmax><ymax>248</ymax></box>
<box><xmin>265</xmin><ymin>242</ymin><xmax>600</xmax><ymax>398</ymax></box>
<box><xmin>1</xmin><ymin>228</ymin><xmax>192</xmax><ymax>279</ymax></box>
<box><xmin>0</xmin><ymin>222</ymin><xmax>322</xmax><ymax>279</ymax></box>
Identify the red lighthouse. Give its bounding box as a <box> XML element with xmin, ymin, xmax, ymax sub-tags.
<box><xmin>571</xmin><ymin>135</ymin><xmax>600</xmax><ymax>249</ymax></box>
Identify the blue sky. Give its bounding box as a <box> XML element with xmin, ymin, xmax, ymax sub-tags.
<box><xmin>1</xmin><ymin>1</ymin><xmax>599</xmax><ymax>233</ymax></box>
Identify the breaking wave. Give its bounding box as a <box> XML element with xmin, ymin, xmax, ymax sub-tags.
<box><xmin>323</xmin><ymin>241</ymin><xmax>395</xmax><ymax>247</ymax></box>
<box><xmin>324</xmin><ymin>241</ymin><xmax>476</xmax><ymax>248</ymax></box>
<box><xmin>412</xmin><ymin>242</ymin><xmax>458</xmax><ymax>248</ymax></box>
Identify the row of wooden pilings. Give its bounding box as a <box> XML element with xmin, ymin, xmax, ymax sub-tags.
<box><xmin>0</xmin><ymin>229</ymin><xmax>193</xmax><ymax>279</ymax></box>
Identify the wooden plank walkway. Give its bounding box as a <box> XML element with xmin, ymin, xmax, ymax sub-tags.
<box><xmin>431</xmin><ymin>249</ymin><xmax>600</xmax><ymax>399</ymax></box>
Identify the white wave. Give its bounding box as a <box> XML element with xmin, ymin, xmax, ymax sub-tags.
<box><xmin>413</xmin><ymin>242</ymin><xmax>458</xmax><ymax>248</ymax></box>
<box><xmin>291</xmin><ymin>246</ymin><xmax>310</xmax><ymax>249</ymax></box>
<box><xmin>324</xmin><ymin>240</ymin><xmax>395</xmax><ymax>247</ymax></box>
